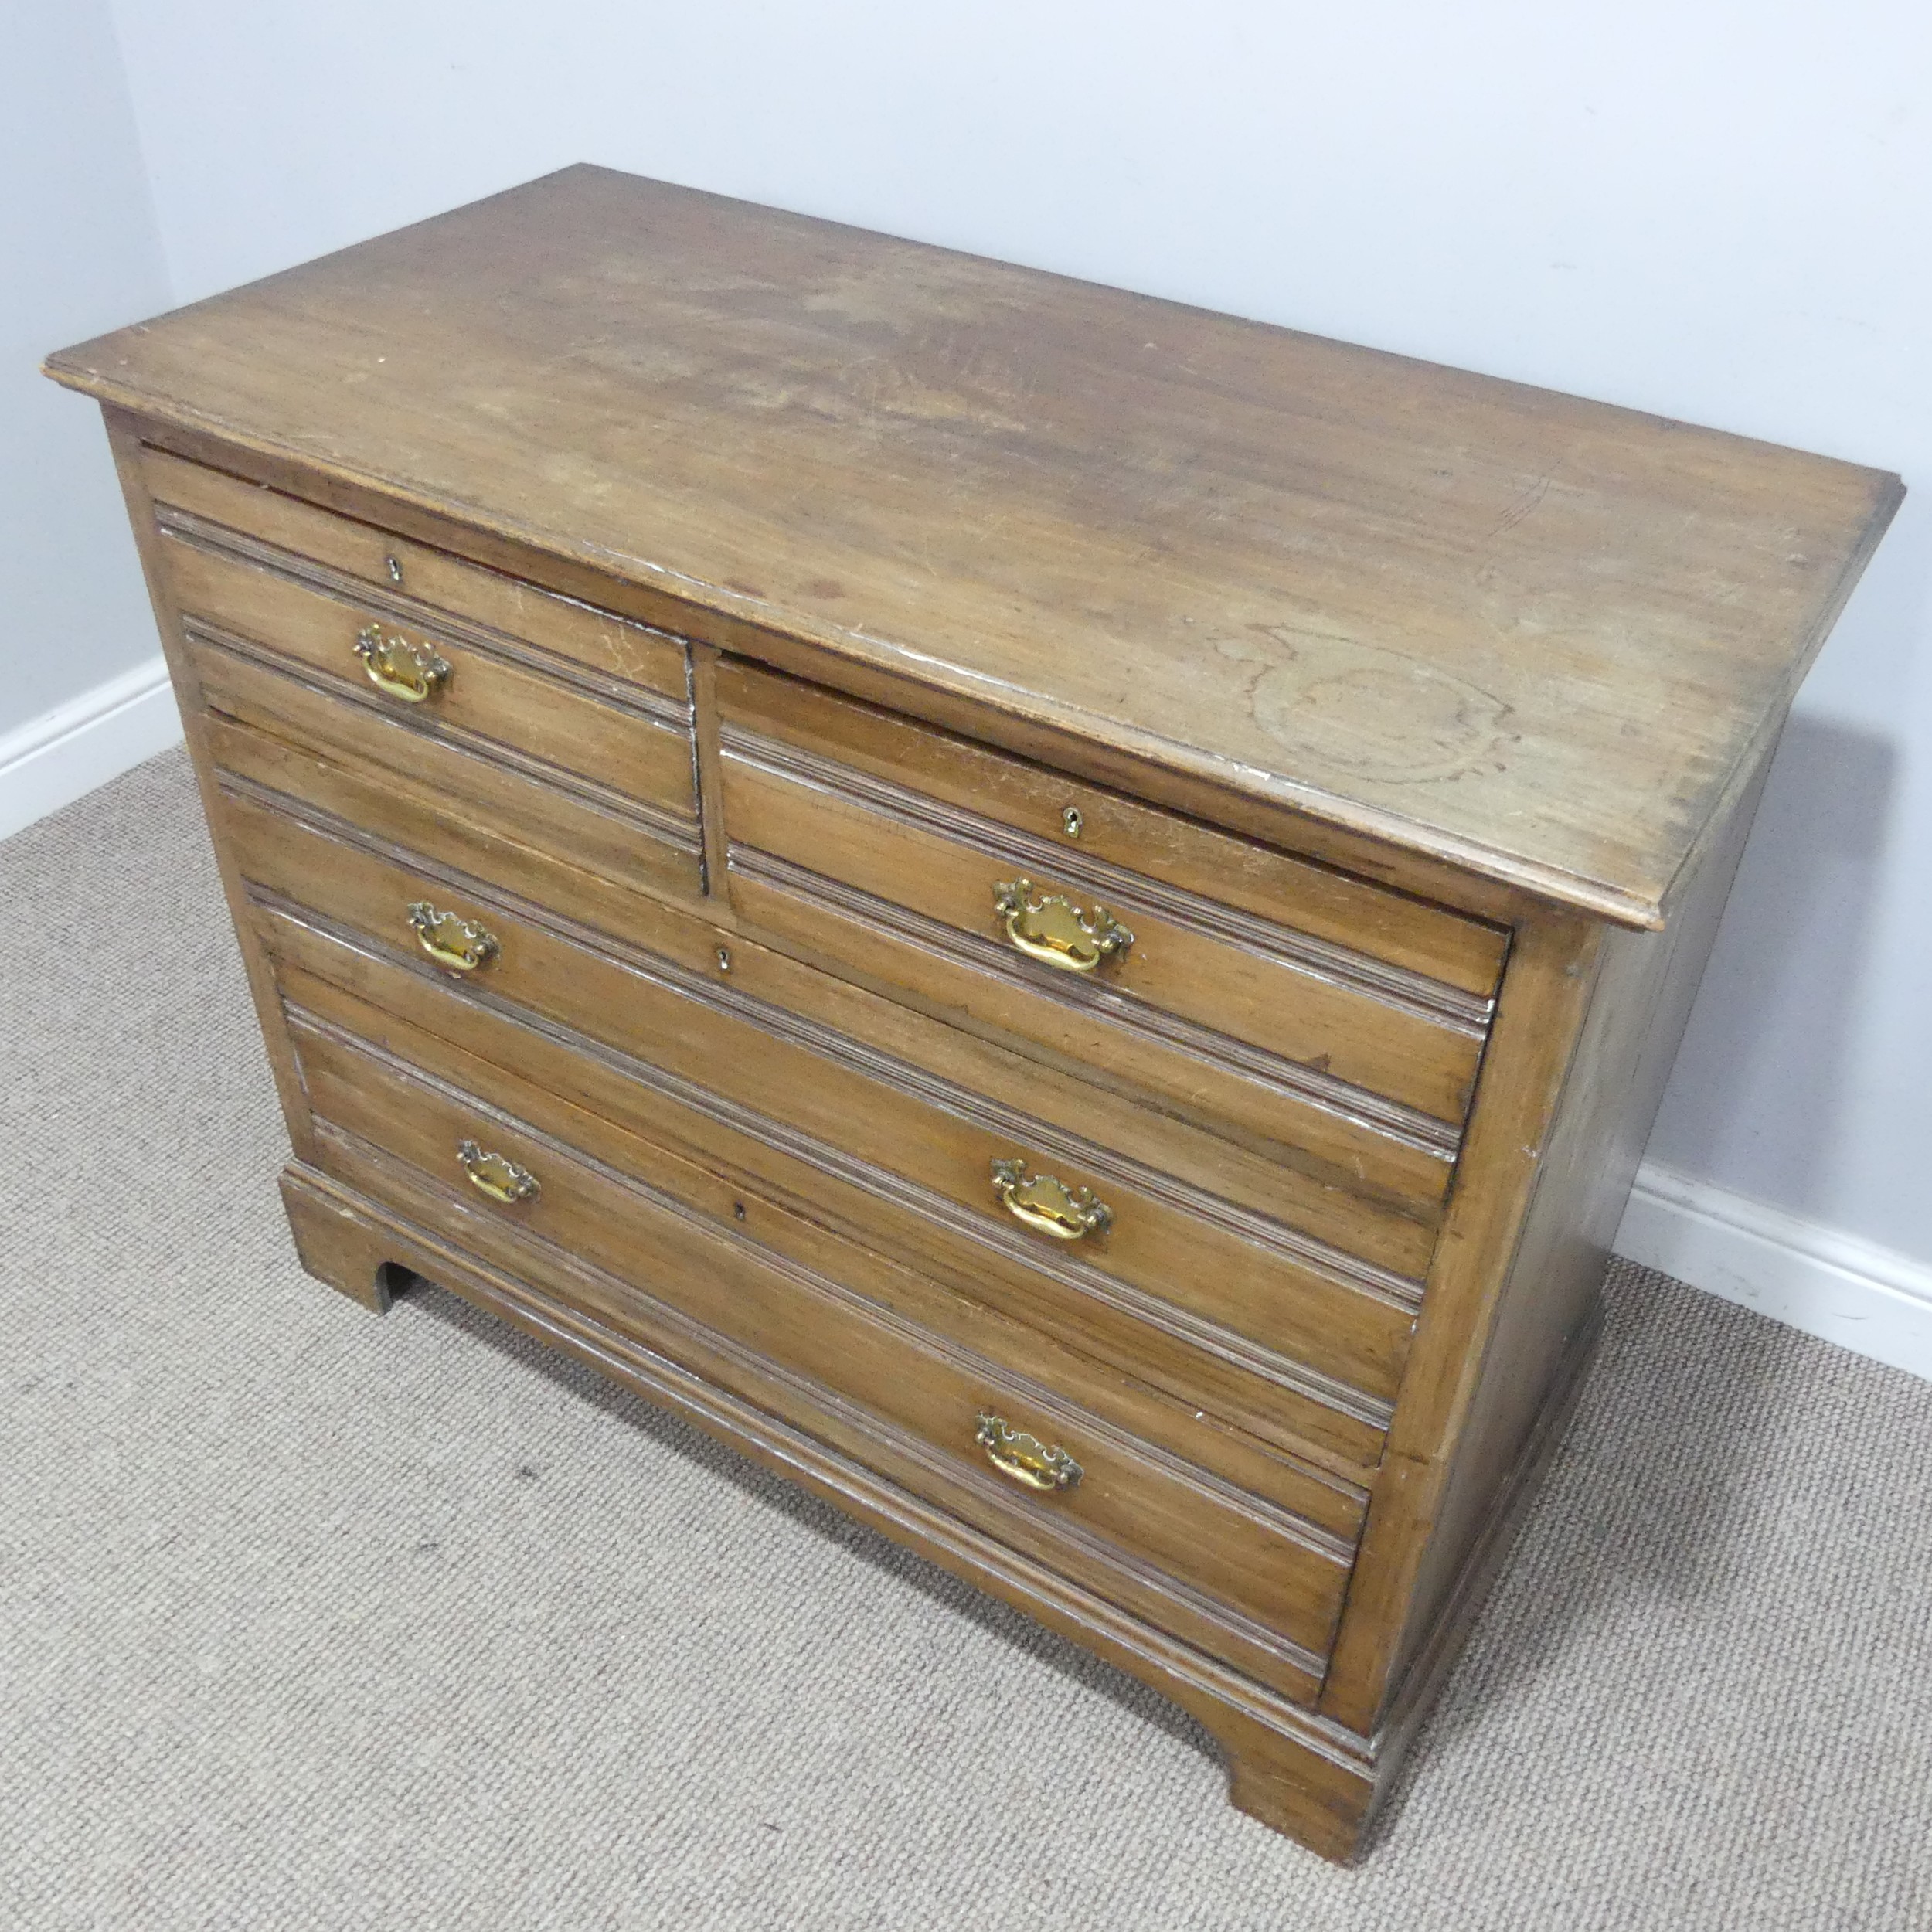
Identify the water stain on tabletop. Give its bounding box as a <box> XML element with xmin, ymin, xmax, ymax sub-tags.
<box><xmin>1216</xmin><ymin>624</ymin><xmax>1515</xmax><ymax>784</ymax></box>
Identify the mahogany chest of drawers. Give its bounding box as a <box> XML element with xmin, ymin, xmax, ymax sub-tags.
<box><xmin>46</xmin><ymin>165</ymin><xmax>1900</xmax><ymax>1861</ymax></box>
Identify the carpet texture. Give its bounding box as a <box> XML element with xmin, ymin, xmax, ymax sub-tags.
<box><xmin>3</xmin><ymin>748</ymin><xmax>1930</xmax><ymax>1930</ymax></box>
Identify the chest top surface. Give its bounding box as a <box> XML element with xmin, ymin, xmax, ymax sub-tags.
<box><xmin>46</xmin><ymin>164</ymin><xmax>1900</xmax><ymax>929</ymax></box>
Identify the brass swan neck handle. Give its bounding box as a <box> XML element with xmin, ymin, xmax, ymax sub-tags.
<box><xmin>993</xmin><ymin>877</ymin><xmax>1132</xmax><ymax>975</ymax></box>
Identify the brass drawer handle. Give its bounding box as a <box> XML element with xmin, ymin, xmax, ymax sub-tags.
<box><xmin>406</xmin><ymin>900</ymin><xmax>499</xmax><ymax>973</ymax></box>
<box><xmin>993</xmin><ymin>876</ymin><xmax>1131</xmax><ymax>973</ymax></box>
<box><xmin>457</xmin><ymin>1138</ymin><xmax>540</xmax><ymax>1204</ymax></box>
<box><xmin>354</xmin><ymin>621</ymin><xmax>450</xmax><ymax>703</ymax></box>
<box><xmin>989</xmin><ymin>1156</ymin><xmax>1111</xmax><ymax>1240</ymax></box>
<box><xmin>976</xmin><ymin>1412</ymin><xmax>1083</xmax><ymax>1493</ymax></box>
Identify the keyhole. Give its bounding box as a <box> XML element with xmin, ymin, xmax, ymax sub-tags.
<box><xmin>386</xmin><ymin>554</ymin><xmax>404</xmax><ymax>586</ymax></box>
<box><xmin>1061</xmin><ymin>806</ymin><xmax>1083</xmax><ymax>838</ymax></box>
<box><xmin>716</xmin><ymin>946</ymin><xmax>732</xmax><ymax>973</ymax></box>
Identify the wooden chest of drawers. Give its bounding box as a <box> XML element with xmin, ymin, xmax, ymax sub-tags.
<box><xmin>46</xmin><ymin>165</ymin><xmax>1900</xmax><ymax>1860</ymax></box>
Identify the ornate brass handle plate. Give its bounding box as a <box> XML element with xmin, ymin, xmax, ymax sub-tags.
<box><xmin>406</xmin><ymin>900</ymin><xmax>499</xmax><ymax>973</ymax></box>
<box><xmin>354</xmin><ymin>621</ymin><xmax>451</xmax><ymax>703</ymax></box>
<box><xmin>992</xmin><ymin>877</ymin><xmax>1131</xmax><ymax>974</ymax></box>
<box><xmin>976</xmin><ymin>1412</ymin><xmax>1083</xmax><ymax>1493</ymax></box>
<box><xmin>989</xmin><ymin>1156</ymin><xmax>1112</xmax><ymax>1240</ymax></box>
<box><xmin>457</xmin><ymin>1138</ymin><xmax>540</xmax><ymax>1204</ymax></box>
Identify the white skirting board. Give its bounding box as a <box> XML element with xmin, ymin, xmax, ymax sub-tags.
<box><xmin>4</xmin><ymin>656</ymin><xmax>1929</xmax><ymax>1386</ymax></box>
<box><xmin>0</xmin><ymin>652</ymin><xmax>183</xmax><ymax>842</ymax></box>
<box><xmin>1617</xmin><ymin>1163</ymin><xmax>1932</xmax><ymax>1383</ymax></box>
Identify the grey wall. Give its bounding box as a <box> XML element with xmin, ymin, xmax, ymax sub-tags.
<box><xmin>1</xmin><ymin>0</ymin><xmax>172</xmax><ymax>736</ymax></box>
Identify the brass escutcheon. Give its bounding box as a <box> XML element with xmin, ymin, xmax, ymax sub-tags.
<box><xmin>354</xmin><ymin>622</ymin><xmax>451</xmax><ymax>703</ymax></box>
<box><xmin>456</xmin><ymin>1138</ymin><xmax>540</xmax><ymax>1205</ymax></box>
<box><xmin>406</xmin><ymin>900</ymin><xmax>499</xmax><ymax>973</ymax></box>
<box><xmin>992</xmin><ymin>876</ymin><xmax>1131</xmax><ymax>974</ymax></box>
<box><xmin>988</xmin><ymin>1156</ymin><xmax>1112</xmax><ymax>1240</ymax></box>
<box><xmin>975</xmin><ymin>1411</ymin><xmax>1083</xmax><ymax>1493</ymax></box>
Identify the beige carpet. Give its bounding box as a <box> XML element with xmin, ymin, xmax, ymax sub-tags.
<box><xmin>4</xmin><ymin>747</ymin><xmax>1930</xmax><ymax>1930</ymax></box>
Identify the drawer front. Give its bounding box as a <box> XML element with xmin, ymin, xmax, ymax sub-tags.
<box><xmin>220</xmin><ymin>776</ymin><xmax>1400</xmax><ymax>1474</ymax></box>
<box><xmin>160</xmin><ymin>528</ymin><xmax>697</xmax><ymax>819</ymax></box>
<box><xmin>717</xmin><ymin>662</ymin><xmax>1501</xmax><ymax>1131</ymax></box>
<box><xmin>718</xmin><ymin>662</ymin><xmax>1507</xmax><ymax>995</ymax></box>
<box><xmin>140</xmin><ymin>444</ymin><xmax>689</xmax><ymax>703</ymax></box>
<box><xmin>192</xmin><ymin>636</ymin><xmax>704</xmax><ymax>904</ymax></box>
<box><xmin>287</xmin><ymin>999</ymin><xmax>1357</xmax><ymax>1692</ymax></box>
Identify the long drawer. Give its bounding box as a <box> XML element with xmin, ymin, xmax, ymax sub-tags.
<box><xmin>287</xmin><ymin>993</ymin><xmax>1358</xmax><ymax>1699</ymax></box>
<box><xmin>218</xmin><ymin>768</ymin><xmax>1403</xmax><ymax>1474</ymax></box>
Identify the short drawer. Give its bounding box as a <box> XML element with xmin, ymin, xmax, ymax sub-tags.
<box><xmin>140</xmin><ymin>444</ymin><xmax>689</xmax><ymax>703</ymax></box>
<box><xmin>222</xmin><ymin>778</ymin><xmax>1403</xmax><ymax>1475</ymax></box>
<box><xmin>158</xmin><ymin>524</ymin><xmax>697</xmax><ymax>820</ymax></box>
<box><xmin>716</xmin><ymin>661</ymin><xmax>1504</xmax><ymax>1132</ymax></box>
<box><xmin>192</xmin><ymin>641</ymin><xmax>704</xmax><ymax>905</ymax></box>
<box><xmin>288</xmin><ymin>1001</ymin><xmax>1359</xmax><ymax>1696</ymax></box>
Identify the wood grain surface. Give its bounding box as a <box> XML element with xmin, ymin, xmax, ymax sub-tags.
<box><xmin>44</xmin><ymin>165</ymin><xmax>1901</xmax><ymax>927</ymax></box>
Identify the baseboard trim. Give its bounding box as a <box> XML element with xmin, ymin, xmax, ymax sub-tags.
<box><xmin>0</xmin><ymin>653</ymin><xmax>182</xmax><ymax>841</ymax></box>
<box><xmin>1617</xmin><ymin>1161</ymin><xmax>1932</xmax><ymax>1382</ymax></box>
